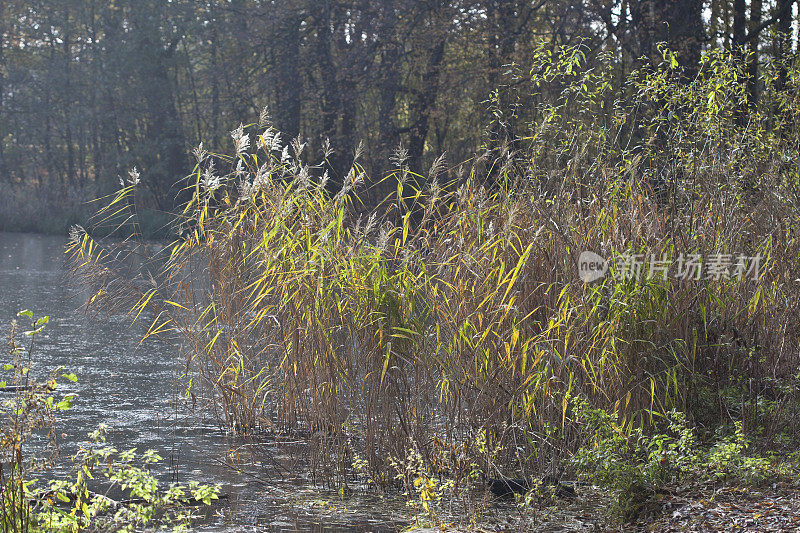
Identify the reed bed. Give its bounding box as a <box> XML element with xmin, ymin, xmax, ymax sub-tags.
<box><xmin>67</xmin><ymin>48</ymin><xmax>800</xmax><ymax>490</ymax></box>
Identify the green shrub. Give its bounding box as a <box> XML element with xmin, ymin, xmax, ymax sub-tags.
<box><xmin>570</xmin><ymin>397</ymin><xmax>795</xmax><ymax>520</ymax></box>
<box><xmin>1</xmin><ymin>311</ymin><xmax>220</xmax><ymax>532</ymax></box>
<box><xmin>1</xmin><ymin>310</ymin><xmax>74</xmax><ymax>531</ymax></box>
<box><xmin>34</xmin><ymin>426</ymin><xmax>220</xmax><ymax>533</ymax></box>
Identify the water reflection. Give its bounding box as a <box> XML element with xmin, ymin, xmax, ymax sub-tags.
<box><xmin>0</xmin><ymin>232</ymin><xmax>402</xmax><ymax>532</ymax></box>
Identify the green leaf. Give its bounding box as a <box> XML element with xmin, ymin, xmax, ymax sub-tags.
<box><xmin>62</xmin><ymin>373</ymin><xmax>78</xmax><ymax>383</ymax></box>
<box><xmin>55</xmin><ymin>395</ymin><xmax>74</xmax><ymax>410</ymax></box>
<box><xmin>17</xmin><ymin>309</ymin><xmax>33</xmax><ymax>318</ymax></box>
<box><xmin>35</xmin><ymin>316</ymin><xmax>50</xmax><ymax>327</ymax></box>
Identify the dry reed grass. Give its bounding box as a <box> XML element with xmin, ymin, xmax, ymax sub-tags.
<box><xmin>66</xmin><ymin>47</ymin><xmax>800</xmax><ymax>490</ymax></box>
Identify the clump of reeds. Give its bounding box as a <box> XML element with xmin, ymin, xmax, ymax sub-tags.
<box><xmin>67</xmin><ymin>47</ymin><xmax>800</xmax><ymax>493</ymax></box>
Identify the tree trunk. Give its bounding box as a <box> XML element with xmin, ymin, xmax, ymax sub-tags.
<box><xmin>136</xmin><ymin>31</ymin><xmax>187</xmax><ymax>209</ymax></box>
<box><xmin>63</xmin><ymin>23</ymin><xmax>76</xmax><ymax>188</ymax></box>
<box><xmin>0</xmin><ymin>16</ymin><xmax>6</xmax><ymax>182</ymax></box>
<box><xmin>748</xmin><ymin>0</ymin><xmax>763</xmax><ymax>105</ymax></box>
<box><xmin>407</xmin><ymin>36</ymin><xmax>446</xmax><ymax>176</ymax></box>
<box><xmin>486</xmin><ymin>1</ymin><xmax>521</xmax><ymax>150</ymax></box>
<box><xmin>313</xmin><ymin>3</ymin><xmax>346</xmax><ymax>182</ymax></box>
<box><xmin>733</xmin><ymin>0</ymin><xmax>746</xmax><ymax>48</ymax></box>
<box><xmin>775</xmin><ymin>0</ymin><xmax>794</xmax><ymax>91</ymax></box>
<box><xmin>656</xmin><ymin>0</ymin><xmax>704</xmax><ymax>77</ymax></box>
<box><xmin>375</xmin><ymin>1</ymin><xmax>401</xmax><ymax>176</ymax></box>
<box><xmin>274</xmin><ymin>11</ymin><xmax>302</xmax><ymax>141</ymax></box>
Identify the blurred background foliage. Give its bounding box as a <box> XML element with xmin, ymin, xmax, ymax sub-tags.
<box><xmin>0</xmin><ymin>0</ymin><xmax>798</xmax><ymax>232</ymax></box>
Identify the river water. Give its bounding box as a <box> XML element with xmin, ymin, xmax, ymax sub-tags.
<box><xmin>0</xmin><ymin>231</ymin><xmax>403</xmax><ymax>532</ymax></box>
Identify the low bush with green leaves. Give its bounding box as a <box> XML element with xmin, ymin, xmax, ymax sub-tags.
<box><xmin>2</xmin><ymin>310</ymin><xmax>75</xmax><ymax>531</ymax></box>
<box><xmin>1</xmin><ymin>311</ymin><xmax>220</xmax><ymax>532</ymax></box>
<box><xmin>569</xmin><ymin>396</ymin><xmax>796</xmax><ymax>520</ymax></box>
<box><xmin>35</xmin><ymin>425</ymin><xmax>220</xmax><ymax>533</ymax></box>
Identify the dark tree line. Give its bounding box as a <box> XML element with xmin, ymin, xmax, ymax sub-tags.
<box><xmin>0</xmin><ymin>0</ymin><xmax>797</xmax><ymax>213</ymax></box>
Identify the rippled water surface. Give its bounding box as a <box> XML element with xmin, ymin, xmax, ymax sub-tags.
<box><xmin>0</xmin><ymin>232</ymin><xmax>403</xmax><ymax>532</ymax></box>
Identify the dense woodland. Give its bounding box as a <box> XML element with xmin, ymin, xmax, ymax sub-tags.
<box><xmin>0</xmin><ymin>0</ymin><xmax>797</xmax><ymax>230</ymax></box>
